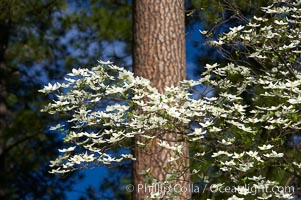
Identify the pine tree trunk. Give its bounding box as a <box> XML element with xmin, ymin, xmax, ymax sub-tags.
<box><xmin>133</xmin><ymin>0</ymin><xmax>190</xmax><ymax>199</ymax></box>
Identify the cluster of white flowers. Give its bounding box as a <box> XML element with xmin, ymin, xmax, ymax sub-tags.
<box><xmin>40</xmin><ymin>0</ymin><xmax>301</xmax><ymax>199</ymax></box>
<box><xmin>197</xmin><ymin>0</ymin><xmax>301</xmax><ymax>199</ymax></box>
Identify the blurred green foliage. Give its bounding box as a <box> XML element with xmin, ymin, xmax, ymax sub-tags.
<box><xmin>0</xmin><ymin>0</ymin><xmax>132</xmax><ymax>199</ymax></box>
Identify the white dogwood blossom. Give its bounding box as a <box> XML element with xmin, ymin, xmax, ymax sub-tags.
<box><xmin>40</xmin><ymin>0</ymin><xmax>301</xmax><ymax>198</ymax></box>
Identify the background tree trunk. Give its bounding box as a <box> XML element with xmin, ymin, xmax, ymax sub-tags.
<box><xmin>133</xmin><ymin>0</ymin><xmax>190</xmax><ymax>199</ymax></box>
<box><xmin>0</xmin><ymin>20</ymin><xmax>10</xmax><ymax>199</ymax></box>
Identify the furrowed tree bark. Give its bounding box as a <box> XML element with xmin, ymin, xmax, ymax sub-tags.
<box><xmin>133</xmin><ymin>0</ymin><xmax>190</xmax><ymax>199</ymax></box>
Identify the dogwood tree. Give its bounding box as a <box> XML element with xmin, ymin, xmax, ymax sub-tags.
<box><xmin>40</xmin><ymin>0</ymin><xmax>301</xmax><ymax>199</ymax></box>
